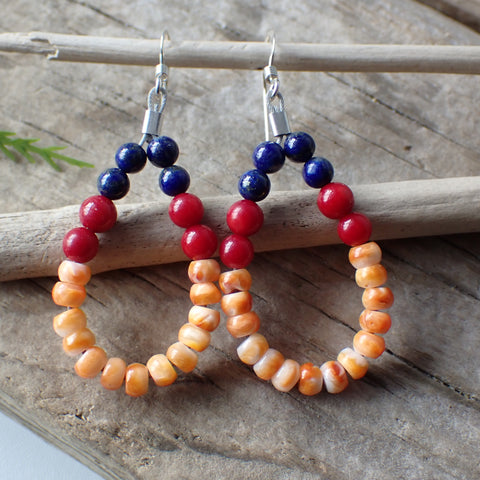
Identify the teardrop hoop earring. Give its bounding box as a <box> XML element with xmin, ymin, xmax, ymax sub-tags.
<box><xmin>51</xmin><ymin>32</ymin><xmax>225</xmax><ymax>397</ymax></box>
<box><xmin>217</xmin><ymin>34</ymin><xmax>394</xmax><ymax>395</ymax></box>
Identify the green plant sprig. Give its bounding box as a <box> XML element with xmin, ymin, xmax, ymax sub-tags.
<box><xmin>0</xmin><ymin>131</ymin><xmax>94</xmax><ymax>171</ymax></box>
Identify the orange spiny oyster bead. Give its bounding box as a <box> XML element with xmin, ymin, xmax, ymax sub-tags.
<box><xmin>188</xmin><ymin>306</ymin><xmax>220</xmax><ymax>332</ymax></box>
<box><xmin>219</xmin><ymin>269</ymin><xmax>252</xmax><ymax>294</ymax></box>
<box><xmin>189</xmin><ymin>282</ymin><xmax>222</xmax><ymax>305</ymax></box>
<box><xmin>125</xmin><ymin>363</ymin><xmax>149</xmax><ymax>397</ymax></box>
<box><xmin>362</xmin><ymin>287</ymin><xmax>394</xmax><ymax>310</ymax></box>
<box><xmin>221</xmin><ymin>291</ymin><xmax>252</xmax><ymax>316</ymax></box>
<box><xmin>166</xmin><ymin>342</ymin><xmax>198</xmax><ymax>373</ymax></box>
<box><xmin>188</xmin><ymin>259</ymin><xmax>221</xmax><ymax>284</ymax></box>
<box><xmin>178</xmin><ymin>323</ymin><xmax>211</xmax><ymax>352</ymax></box>
<box><xmin>272</xmin><ymin>359</ymin><xmax>301</xmax><ymax>393</ymax></box>
<box><xmin>226</xmin><ymin>311</ymin><xmax>260</xmax><ymax>338</ymax></box>
<box><xmin>337</xmin><ymin>347</ymin><xmax>369</xmax><ymax>379</ymax></box>
<box><xmin>62</xmin><ymin>327</ymin><xmax>96</xmax><ymax>356</ymax></box>
<box><xmin>353</xmin><ymin>331</ymin><xmax>386</xmax><ymax>359</ymax></box>
<box><xmin>359</xmin><ymin>309</ymin><xmax>392</xmax><ymax>334</ymax></box>
<box><xmin>146</xmin><ymin>354</ymin><xmax>177</xmax><ymax>387</ymax></box>
<box><xmin>100</xmin><ymin>357</ymin><xmax>127</xmax><ymax>391</ymax></box>
<box><xmin>74</xmin><ymin>346</ymin><xmax>107</xmax><ymax>379</ymax></box>
<box><xmin>58</xmin><ymin>260</ymin><xmax>91</xmax><ymax>286</ymax></box>
<box><xmin>349</xmin><ymin>242</ymin><xmax>382</xmax><ymax>269</ymax></box>
<box><xmin>253</xmin><ymin>348</ymin><xmax>285</xmax><ymax>380</ymax></box>
<box><xmin>237</xmin><ymin>333</ymin><xmax>269</xmax><ymax>365</ymax></box>
<box><xmin>53</xmin><ymin>308</ymin><xmax>87</xmax><ymax>337</ymax></box>
<box><xmin>298</xmin><ymin>363</ymin><xmax>323</xmax><ymax>396</ymax></box>
<box><xmin>355</xmin><ymin>264</ymin><xmax>388</xmax><ymax>288</ymax></box>
<box><xmin>320</xmin><ymin>361</ymin><xmax>349</xmax><ymax>394</ymax></box>
<box><xmin>52</xmin><ymin>281</ymin><xmax>86</xmax><ymax>308</ymax></box>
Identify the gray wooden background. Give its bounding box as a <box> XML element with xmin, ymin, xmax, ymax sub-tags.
<box><xmin>1</xmin><ymin>1</ymin><xmax>479</xmax><ymax>479</ymax></box>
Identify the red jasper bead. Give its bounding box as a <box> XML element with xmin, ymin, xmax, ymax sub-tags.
<box><xmin>169</xmin><ymin>193</ymin><xmax>204</xmax><ymax>228</ymax></box>
<box><xmin>317</xmin><ymin>183</ymin><xmax>354</xmax><ymax>219</ymax></box>
<box><xmin>63</xmin><ymin>227</ymin><xmax>99</xmax><ymax>263</ymax></box>
<box><xmin>337</xmin><ymin>213</ymin><xmax>372</xmax><ymax>247</ymax></box>
<box><xmin>182</xmin><ymin>225</ymin><xmax>218</xmax><ymax>260</ymax></box>
<box><xmin>227</xmin><ymin>200</ymin><xmax>264</xmax><ymax>236</ymax></box>
<box><xmin>79</xmin><ymin>195</ymin><xmax>117</xmax><ymax>232</ymax></box>
<box><xmin>220</xmin><ymin>234</ymin><xmax>255</xmax><ymax>269</ymax></box>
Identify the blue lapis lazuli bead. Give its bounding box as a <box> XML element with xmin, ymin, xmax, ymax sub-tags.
<box><xmin>147</xmin><ymin>136</ymin><xmax>179</xmax><ymax>168</ymax></box>
<box><xmin>284</xmin><ymin>131</ymin><xmax>316</xmax><ymax>163</ymax></box>
<box><xmin>115</xmin><ymin>143</ymin><xmax>147</xmax><ymax>173</ymax></box>
<box><xmin>159</xmin><ymin>165</ymin><xmax>190</xmax><ymax>196</ymax></box>
<box><xmin>252</xmin><ymin>141</ymin><xmax>285</xmax><ymax>174</ymax></box>
<box><xmin>97</xmin><ymin>167</ymin><xmax>130</xmax><ymax>200</ymax></box>
<box><xmin>302</xmin><ymin>157</ymin><xmax>334</xmax><ymax>188</ymax></box>
<box><xmin>238</xmin><ymin>169</ymin><xmax>271</xmax><ymax>202</ymax></box>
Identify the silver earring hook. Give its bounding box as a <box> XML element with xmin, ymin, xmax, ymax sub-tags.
<box><xmin>266</xmin><ymin>31</ymin><xmax>276</xmax><ymax>68</ymax></box>
<box><xmin>159</xmin><ymin>30</ymin><xmax>170</xmax><ymax>67</ymax></box>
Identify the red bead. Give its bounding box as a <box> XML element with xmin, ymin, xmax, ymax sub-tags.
<box><xmin>227</xmin><ymin>200</ymin><xmax>264</xmax><ymax>236</ymax></box>
<box><xmin>169</xmin><ymin>193</ymin><xmax>204</xmax><ymax>228</ymax></box>
<box><xmin>63</xmin><ymin>227</ymin><xmax>99</xmax><ymax>263</ymax></box>
<box><xmin>220</xmin><ymin>234</ymin><xmax>254</xmax><ymax>269</ymax></box>
<box><xmin>317</xmin><ymin>183</ymin><xmax>354</xmax><ymax>219</ymax></box>
<box><xmin>182</xmin><ymin>225</ymin><xmax>218</xmax><ymax>260</ymax></box>
<box><xmin>79</xmin><ymin>195</ymin><xmax>117</xmax><ymax>232</ymax></box>
<box><xmin>337</xmin><ymin>213</ymin><xmax>372</xmax><ymax>247</ymax></box>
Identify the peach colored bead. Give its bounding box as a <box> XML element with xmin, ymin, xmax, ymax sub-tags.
<box><xmin>355</xmin><ymin>264</ymin><xmax>388</xmax><ymax>288</ymax></box>
<box><xmin>125</xmin><ymin>363</ymin><xmax>149</xmax><ymax>397</ymax></box>
<box><xmin>178</xmin><ymin>323</ymin><xmax>211</xmax><ymax>352</ymax></box>
<box><xmin>226</xmin><ymin>311</ymin><xmax>260</xmax><ymax>338</ymax></box>
<box><xmin>320</xmin><ymin>361</ymin><xmax>349</xmax><ymax>394</ymax></box>
<box><xmin>337</xmin><ymin>347</ymin><xmax>369</xmax><ymax>379</ymax></box>
<box><xmin>298</xmin><ymin>363</ymin><xmax>323</xmax><ymax>396</ymax></box>
<box><xmin>147</xmin><ymin>354</ymin><xmax>177</xmax><ymax>387</ymax></box>
<box><xmin>349</xmin><ymin>242</ymin><xmax>382</xmax><ymax>269</ymax></box>
<box><xmin>188</xmin><ymin>259</ymin><xmax>221</xmax><ymax>284</ymax></box>
<box><xmin>362</xmin><ymin>287</ymin><xmax>394</xmax><ymax>310</ymax></box>
<box><xmin>188</xmin><ymin>306</ymin><xmax>220</xmax><ymax>332</ymax></box>
<box><xmin>58</xmin><ymin>260</ymin><xmax>91</xmax><ymax>286</ymax></box>
<box><xmin>353</xmin><ymin>331</ymin><xmax>386</xmax><ymax>359</ymax></box>
<box><xmin>100</xmin><ymin>357</ymin><xmax>127</xmax><ymax>391</ymax></box>
<box><xmin>237</xmin><ymin>333</ymin><xmax>269</xmax><ymax>365</ymax></box>
<box><xmin>62</xmin><ymin>328</ymin><xmax>96</xmax><ymax>356</ymax></box>
<box><xmin>166</xmin><ymin>342</ymin><xmax>198</xmax><ymax>373</ymax></box>
<box><xmin>359</xmin><ymin>309</ymin><xmax>392</xmax><ymax>334</ymax></box>
<box><xmin>190</xmin><ymin>282</ymin><xmax>222</xmax><ymax>306</ymax></box>
<box><xmin>272</xmin><ymin>359</ymin><xmax>301</xmax><ymax>392</ymax></box>
<box><xmin>74</xmin><ymin>346</ymin><xmax>107</xmax><ymax>379</ymax></box>
<box><xmin>221</xmin><ymin>291</ymin><xmax>252</xmax><ymax>316</ymax></box>
<box><xmin>52</xmin><ymin>281</ymin><xmax>86</xmax><ymax>308</ymax></box>
<box><xmin>219</xmin><ymin>269</ymin><xmax>252</xmax><ymax>294</ymax></box>
<box><xmin>253</xmin><ymin>348</ymin><xmax>285</xmax><ymax>380</ymax></box>
<box><xmin>53</xmin><ymin>308</ymin><xmax>87</xmax><ymax>337</ymax></box>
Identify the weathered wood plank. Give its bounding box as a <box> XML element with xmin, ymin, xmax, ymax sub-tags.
<box><xmin>417</xmin><ymin>0</ymin><xmax>480</xmax><ymax>32</ymax></box>
<box><xmin>1</xmin><ymin>0</ymin><xmax>479</xmax><ymax>479</ymax></box>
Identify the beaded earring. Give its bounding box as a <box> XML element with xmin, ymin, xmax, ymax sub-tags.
<box><xmin>51</xmin><ymin>33</ymin><xmax>224</xmax><ymax>397</ymax></box>
<box><xmin>217</xmin><ymin>35</ymin><xmax>394</xmax><ymax>395</ymax></box>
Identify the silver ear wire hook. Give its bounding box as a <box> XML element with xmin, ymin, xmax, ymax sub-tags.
<box><xmin>263</xmin><ymin>32</ymin><xmax>290</xmax><ymax>142</ymax></box>
<box><xmin>139</xmin><ymin>31</ymin><xmax>170</xmax><ymax>146</ymax></box>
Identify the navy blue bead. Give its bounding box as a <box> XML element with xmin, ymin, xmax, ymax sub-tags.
<box><xmin>147</xmin><ymin>136</ymin><xmax>179</xmax><ymax>168</ymax></box>
<box><xmin>284</xmin><ymin>132</ymin><xmax>316</xmax><ymax>163</ymax></box>
<box><xmin>115</xmin><ymin>143</ymin><xmax>147</xmax><ymax>173</ymax></box>
<box><xmin>252</xmin><ymin>141</ymin><xmax>285</xmax><ymax>174</ymax></box>
<box><xmin>159</xmin><ymin>165</ymin><xmax>190</xmax><ymax>196</ymax></box>
<box><xmin>302</xmin><ymin>157</ymin><xmax>334</xmax><ymax>188</ymax></box>
<box><xmin>238</xmin><ymin>169</ymin><xmax>271</xmax><ymax>202</ymax></box>
<box><xmin>97</xmin><ymin>168</ymin><xmax>130</xmax><ymax>200</ymax></box>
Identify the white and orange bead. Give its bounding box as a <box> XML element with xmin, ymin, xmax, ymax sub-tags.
<box><xmin>166</xmin><ymin>341</ymin><xmax>198</xmax><ymax>373</ymax></box>
<box><xmin>53</xmin><ymin>308</ymin><xmax>87</xmax><ymax>337</ymax></box>
<box><xmin>271</xmin><ymin>359</ymin><xmax>301</xmax><ymax>392</ymax></box>
<box><xmin>226</xmin><ymin>311</ymin><xmax>260</xmax><ymax>338</ymax></box>
<box><xmin>362</xmin><ymin>287</ymin><xmax>394</xmax><ymax>311</ymax></box>
<box><xmin>58</xmin><ymin>260</ymin><xmax>91</xmax><ymax>286</ymax></box>
<box><xmin>100</xmin><ymin>357</ymin><xmax>127</xmax><ymax>391</ymax></box>
<box><xmin>359</xmin><ymin>309</ymin><xmax>392</xmax><ymax>334</ymax></box>
<box><xmin>178</xmin><ymin>323</ymin><xmax>211</xmax><ymax>352</ymax></box>
<box><xmin>125</xmin><ymin>363</ymin><xmax>149</xmax><ymax>397</ymax></box>
<box><xmin>253</xmin><ymin>348</ymin><xmax>285</xmax><ymax>380</ymax></box>
<box><xmin>337</xmin><ymin>347</ymin><xmax>369</xmax><ymax>379</ymax></box>
<box><xmin>74</xmin><ymin>346</ymin><xmax>107</xmax><ymax>379</ymax></box>
<box><xmin>62</xmin><ymin>327</ymin><xmax>96</xmax><ymax>356</ymax></box>
<box><xmin>320</xmin><ymin>361</ymin><xmax>349</xmax><ymax>394</ymax></box>
<box><xmin>353</xmin><ymin>330</ymin><xmax>386</xmax><ymax>359</ymax></box>
<box><xmin>188</xmin><ymin>306</ymin><xmax>220</xmax><ymax>332</ymax></box>
<box><xmin>237</xmin><ymin>333</ymin><xmax>269</xmax><ymax>365</ymax></box>
<box><xmin>355</xmin><ymin>264</ymin><xmax>388</xmax><ymax>288</ymax></box>
<box><xmin>147</xmin><ymin>354</ymin><xmax>177</xmax><ymax>387</ymax></box>
<box><xmin>188</xmin><ymin>259</ymin><xmax>221</xmax><ymax>284</ymax></box>
<box><xmin>349</xmin><ymin>242</ymin><xmax>382</xmax><ymax>269</ymax></box>
<box><xmin>221</xmin><ymin>291</ymin><xmax>252</xmax><ymax>316</ymax></box>
<box><xmin>298</xmin><ymin>363</ymin><xmax>323</xmax><ymax>396</ymax></box>
<box><xmin>190</xmin><ymin>282</ymin><xmax>222</xmax><ymax>306</ymax></box>
<box><xmin>52</xmin><ymin>281</ymin><xmax>86</xmax><ymax>308</ymax></box>
<box><xmin>219</xmin><ymin>269</ymin><xmax>252</xmax><ymax>294</ymax></box>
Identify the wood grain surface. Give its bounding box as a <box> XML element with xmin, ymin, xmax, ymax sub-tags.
<box><xmin>1</xmin><ymin>1</ymin><xmax>479</xmax><ymax>479</ymax></box>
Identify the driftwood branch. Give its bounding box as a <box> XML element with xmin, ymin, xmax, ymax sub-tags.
<box><xmin>1</xmin><ymin>176</ymin><xmax>479</xmax><ymax>282</ymax></box>
<box><xmin>1</xmin><ymin>32</ymin><xmax>480</xmax><ymax>73</ymax></box>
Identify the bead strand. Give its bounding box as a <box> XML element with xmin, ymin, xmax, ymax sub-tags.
<box><xmin>221</xmin><ymin>132</ymin><xmax>394</xmax><ymax>395</ymax></box>
<box><xmin>52</xmin><ymin>139</ymin><xmax>222</xmax><ymax>397</ymax></box>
